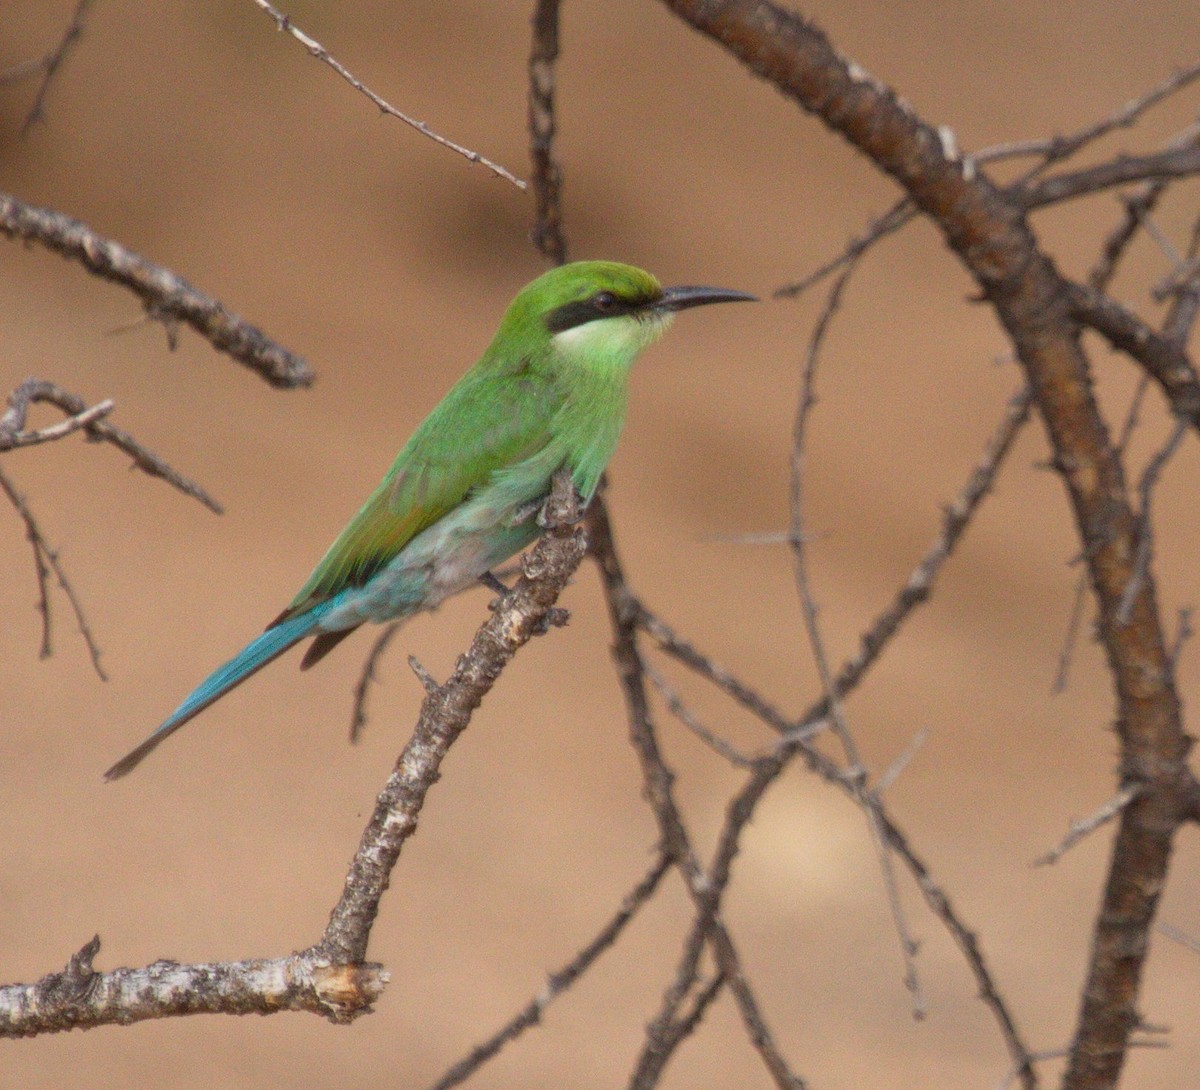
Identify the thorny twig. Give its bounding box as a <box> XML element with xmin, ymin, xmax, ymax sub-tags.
<box><xmin>250</xmin><ymin>0</ymin><xmax>525</xmax><ymax>189</ymax></box>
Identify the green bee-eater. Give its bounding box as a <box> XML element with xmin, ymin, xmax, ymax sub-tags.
<box><xmin>105</xmin><ymin>261</ymin><xmax>754</xmax><ymax>779</ymax></box>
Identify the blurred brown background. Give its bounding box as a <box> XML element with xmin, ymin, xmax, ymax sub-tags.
<box><xmin>3</xmin><ymin>2</ymin><xmax>1200</xmax><ymax>1087</ymax></box>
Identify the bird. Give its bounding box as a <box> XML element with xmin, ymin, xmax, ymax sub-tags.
<box><xmin>104</xmin><ymin>261</ymin><xmax>755</xmax><ymax>779</ymax></box>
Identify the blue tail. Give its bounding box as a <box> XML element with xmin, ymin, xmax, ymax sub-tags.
<box><xmin>104</xmin><ymin>608</ymin><xmax>326</xmax><ymax>780</ymax></box>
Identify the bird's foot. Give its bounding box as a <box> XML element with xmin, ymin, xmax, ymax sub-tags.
<box><xmin>480</xmin><ymin>570</ymin><xmax>510</xmax><ymax>597</ymax></box>
<box><xmin>537</xmin><ymin>487</ymin><xmax>587</xmax><ymax>529</ymax></box>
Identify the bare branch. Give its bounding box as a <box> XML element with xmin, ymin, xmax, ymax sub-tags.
<box><xmin>348</xmin><ymin>622</ymin><xmax>404</xmax><ymax>741</ymax></box>
<box><xmin>1010</xmin><ymin>60</ymin><xmax>1200</xmax><ymax>182</ymax></box>
<box><xmin>0</xmin><ymin>193</ymin><xmax>314</xmax><ymax>389</ymax></box>
<box><xmin>249</xmin><ymin>0</ymin><xmax>525</xmax><ymax>189</ymax></box>
<box><xmin>0</xmin><ymin>378</ymin><xmax>222</xmax><ymax>513</ymax></box>
<box><xmin>1020</xmin><ymin>145</ymin><xmax>1200</xmax><ymax>210</ymax></box>
<box><xmin>645</xmin><ymin>662</ymin><xmax>755</xmax><ymax>768</ymax></box>
<box><xmin>0</xmin><ymin>464</ymin><xmax>106</xmax><ymax>678</ymax></box>
<box><xmin>1116</xmin><ymin>417</ymin><xmax>1189</xmax><ymax>624</ymax></box>
<box><xmin>774</xmin><ymin>197</ymin><xmax>912</xmax><ymax>300</ymax></box>
<box><xmin>1157</xmin><ymin>921</ymin><xmax>1200</xmax><ymax>955</ymax></box>
<box><xmin>316</xmin><ymin>470</ymin><xmax>586</xmax><ymax>965</ymax></box>
<box><xmin>429</xmin><ymin>851</ymin><xmax>671</xmax><ymax>1090</ymax></box>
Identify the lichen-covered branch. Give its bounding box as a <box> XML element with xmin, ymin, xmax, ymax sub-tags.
<box><xmin>0</xmin><ymin>936</ymin><xmax>387</xmax><ymax>1036</ymax></box>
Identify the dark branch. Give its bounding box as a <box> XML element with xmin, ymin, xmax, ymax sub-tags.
<box><xmin>1019</xmin><ymin>145</ymin><xmax>1200</xmax><ymax>211</ymax></box>
<box><xmin>429</xmin><ymin>851</ymin><xmax>671</xmax><ymax>1090</ymax></box>
<box><xmin>528</xmin><ymin>0</ymin><xmax>569</xmax><ymax>264</ymax></box>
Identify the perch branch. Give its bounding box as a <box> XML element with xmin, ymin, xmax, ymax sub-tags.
<box><xmin>315</xmin><ymin>469</ymin><xmax>586</xmax><ymax>965</ymax></box>
<box><xmin>0</xmin><ymin>472</ymin><xmax>586</xmax><ymax>1035</ymax></box>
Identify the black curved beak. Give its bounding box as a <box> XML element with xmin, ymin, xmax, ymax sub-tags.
<box><xmin>655</xmin><ymin>285</ymin><xmax>758</xmax><ymax>312</ymax></box>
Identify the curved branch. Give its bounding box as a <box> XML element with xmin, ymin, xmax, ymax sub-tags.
<box><xmin>0</xmin><ymin>378</ymin><xmax>222</xmax><ymax>513</ymax></box>
<box><xmin>249</xmin><ymin>0</ymin><xmax>525</xmax><ymax>190</ymax></box>
<box><xmin>1068</xmin><ymin>283</ymin><xmax>1200</xmax><ymax>425</ymax></box>
<box><xmin>0</xmin><ymin>193</ymin><xmax>314</xmax><ymax>389</ymax></box>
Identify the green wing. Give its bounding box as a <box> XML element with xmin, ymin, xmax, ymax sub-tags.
<box><xmin>276</xmin><ymin>367</ymin><xmax>557</xmax><ymax>624</ymax></box>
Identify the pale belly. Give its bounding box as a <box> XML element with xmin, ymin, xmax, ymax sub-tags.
<box><xmin>315</xmin><ymin>492</ymin><xmax>545</xmax><ymax>631</ymax></box>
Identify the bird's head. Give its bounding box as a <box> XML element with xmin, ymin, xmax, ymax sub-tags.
<box><xmin>492</xmin><ymin>261</ymin><xmax>755</xmax><ymax>366</ymax></box>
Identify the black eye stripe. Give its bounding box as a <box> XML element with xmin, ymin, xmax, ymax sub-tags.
<box><xmin>545</xmin><ymin>290</ymin><xmax>660</xmax><ymax>333</ymax></box>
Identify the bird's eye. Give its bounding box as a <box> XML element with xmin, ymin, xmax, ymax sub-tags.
<box><xmin>593</xmin><ymin>291</ymin><xmax>617</xmax><ymax>311</ymax></box>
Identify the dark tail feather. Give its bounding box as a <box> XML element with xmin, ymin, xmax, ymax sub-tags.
<box><xmin>299</xmin><ymin>626</ymin><xmax>360</xmax><ymax>670</ymax></box>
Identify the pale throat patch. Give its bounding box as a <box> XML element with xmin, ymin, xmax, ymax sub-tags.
<box><xmin>550</xmin><ymin>311</ymin><xmax>673</xmax><ymax>358</ymax></box>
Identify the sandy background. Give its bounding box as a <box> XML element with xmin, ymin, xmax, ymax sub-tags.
<box><xmin>3</xmin><ymin>2</ymin><xmax>1200</xmax><ymax>1088</ymax></box>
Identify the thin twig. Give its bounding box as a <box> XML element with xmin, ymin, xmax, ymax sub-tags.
<box><xmin>874</xmin><ymin>730</ymin><xmax>928</xmax><ymax>795</ymax></box>
<box><xmin>1010</xmin><ymin>59</ymin><xmax>1200</xmax><ymax>184</ymax></box>
<box><xmin>1020</xmin><ymin>145</ymin><xmax>1200</xmax><ymax>210</ymax></box>
<box><xmin>645</xmin><ymin>663</ymin><xmax>755</xmax><ymax>768</ymax></box>
<box><xmin>787</xmin><ymin>252</ymin><xmax>925</xmax><ymax>1013</ymax></box>
<box><xmin>1116</xmin><ymin>417</ymin><xmax>1189</xmax><ymax>625</ymax></box>
<box><xmin>1156</xmin><ymin>921</ymin><xmax>1200</xmax><ymax>955</ymax></box>
<box><xmin>348</xmin><ymin>622</ymin><xmax>403</xmax><ymax>741</ymax></box>
<box><xmin>1088</xmin><ymin>182</ymin><xmax>1170</xmax><ymax>292</ymax></box>
<box><xmin>774</xmin><ymin>197</ymin><xmax>912</xmax><ymax>300</ymax></box>
<box><xmin>0</xmin><ymin>464</ymin><xmax>106</xmax><ymax>679</ymax></box>
<box><xmin>1035</xmin><ymin>785</ymin><xmax>1144</xmax><ymax>867</ymax></box>
<box><xmin>250</xmin><ymin>0</ymin><xmax>524</xmax><ymax>189</ymax></box>
<box><xmin>430</xmin><ymin>851</ymin><xmax>672</xmax><ymax>1090</ymax></box>
<box><xmin>19</xmin><ymin>0</ymin><xmax>95</xmax><ymax>135</ymax></box>
<box><xmin>0</xmin><ymin>194</ymin><xmax>314</xmax><ymax>389</ymax></box>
